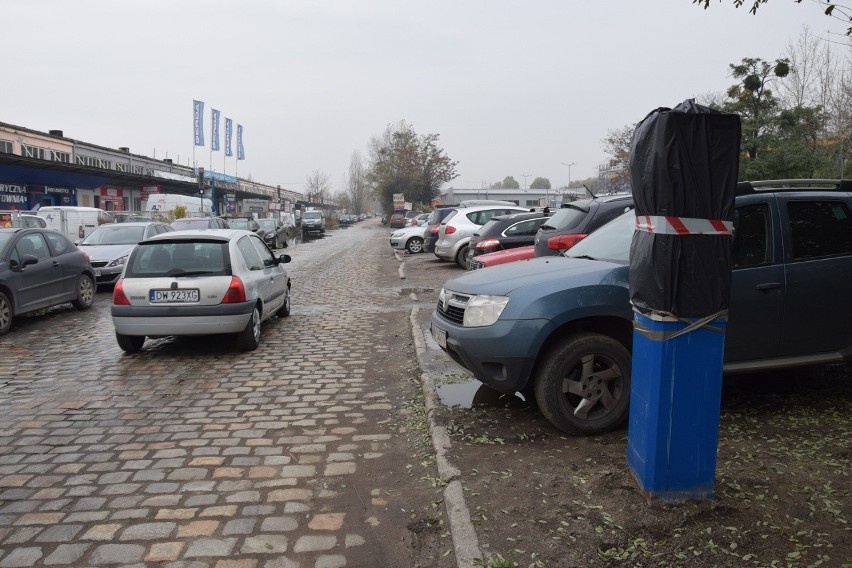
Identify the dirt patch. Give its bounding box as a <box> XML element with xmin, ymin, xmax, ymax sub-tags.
<box><xmin>437</xmin><ymin>364</ymin><xmax>851</xmax><ymax>567</ymax></box>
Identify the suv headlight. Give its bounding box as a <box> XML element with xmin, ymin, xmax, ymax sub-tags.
<box><xmin>463</xmin><ymin>295</ymin><xmax>510</xmax><ymax>327</ymax></box>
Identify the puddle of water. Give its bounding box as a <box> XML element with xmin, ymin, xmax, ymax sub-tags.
<box><xmin>436</xmin><ymin>379</ymin><xmax>528</xmax><ymax>409</ymax></box>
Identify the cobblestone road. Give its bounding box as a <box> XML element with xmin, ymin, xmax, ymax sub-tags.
<box><xmin>0</xmin><ymin>222</ymin><xmax>455</xmax><ymax>568</ymax></box>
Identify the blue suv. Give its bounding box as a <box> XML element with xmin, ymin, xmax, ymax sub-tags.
<box><xmin>431</xmin><ymin>180</ymin><xmax>852</xmax><ymax>435</ymax></box>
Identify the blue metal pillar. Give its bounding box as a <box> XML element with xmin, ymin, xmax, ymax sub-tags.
<box><xmin>627</xmin><ymin>311</ymin><xmax>727</xmax><ymax>501</ymax></box>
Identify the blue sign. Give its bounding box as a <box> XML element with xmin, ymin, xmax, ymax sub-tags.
<box><xmin>237</xmin><ymin>124</ymin><xmax>245</xmax><ymax>160</ymax></box>
<box><xmin>193</xmin><ymin>100</ymin><xmax>205</xmax><ymax>146</ymax></box>
<box><xmin>211</xmin><ymin>109</ymin><xmax>221</xmax><ymax>152</ymax></box>
<box><xmin>225</xmin><ymin>118</ymin><xmax>233</xmax><ymax>157</ymax></box>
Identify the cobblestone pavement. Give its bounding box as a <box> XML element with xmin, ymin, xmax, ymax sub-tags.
<box><xmin>0</xmin><ymin>222</ymin><xmax>457</xmax><ymax>568</ymax></box>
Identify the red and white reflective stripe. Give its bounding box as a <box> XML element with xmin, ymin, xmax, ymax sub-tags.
<box><xmin>635</xmin><ymin>215</ymin><xmax>733</xmax><ymax>236</ymax></box>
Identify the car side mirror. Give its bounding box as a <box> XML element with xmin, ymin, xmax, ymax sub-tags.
<box><xmin>276</xmin><ymin>254</ymin><xmax>291</xmax><ymax>264</ymax></box>
<box><xmin>18</xmin><ymin>254</ymin><xmax>39</xmax><ymax>268</ymax></box>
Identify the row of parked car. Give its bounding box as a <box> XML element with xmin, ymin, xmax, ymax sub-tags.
<box><xmin>0</xmin><ymin>215</ymin><xmax>294</xmax><ymax>353</ymax></box>
<box><xmin>389</xmin><ymin>194</ymin><xmax>634</xmax><ymax>269</ymax></box>
<box><xmin>426</xmin><ymin>180</ymin><xmax>852</xmax><ymax>436</ymax></box>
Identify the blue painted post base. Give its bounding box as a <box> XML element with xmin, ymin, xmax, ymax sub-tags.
<box><xmin>627</xmin><ymin>310</ymin><xmax>727</xmax><ymax>502</ymax></box>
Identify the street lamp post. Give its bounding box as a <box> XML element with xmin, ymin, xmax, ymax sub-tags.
<box><xmin>561</xmin><ymin>162</ymin><xmax>576</xmax><ymax>197</ymax></box>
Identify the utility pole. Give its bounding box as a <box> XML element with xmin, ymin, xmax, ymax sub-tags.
<box><xmin>521</xmin><ymin>174</ymin><xmax>531</xmax><ymax>189</ymax></box>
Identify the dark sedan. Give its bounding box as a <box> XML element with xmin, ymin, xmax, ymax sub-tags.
<box><xmin>0</xmin><ymin>228</ymin><xmax>96</xmax><ymax>335</ymax></box>
<box><xmin>467</xmin><ymin>210</ymin><xmax>551</xmax><ymax>264</ymax></box>
<box><xmin>533</xmin><ymin>194</ymin><xmax>633</xmax><ymax>257</ymax></box>
<box><xmin>257</xmin><ymin>218</ymin><xmax>290</xmax><ymax>249</ymax></box>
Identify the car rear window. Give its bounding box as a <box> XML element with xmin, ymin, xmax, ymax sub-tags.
<box><xmin>542</xmin><ymin>205</ymin><xmax>588</xmax><ymax>231</ymax></box>
<box><xmin>126</xmin><ymin>241</ymin><xmax>230</xmax><ymax>277</ymax></box>
<box><xmin>81</xmin><ymin>225</ymin><xmax>145</xmax><ymax>245</ymax></box>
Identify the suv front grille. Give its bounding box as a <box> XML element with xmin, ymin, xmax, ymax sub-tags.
<box><xmin>468</xmin><ymin>260</ymin><xmax>484</xmax><ymax>270</ymax></box>
<box><xmin>436</xmin><ymin>291</ymin><xmax>470</xmax><ymax>325</ymax></box>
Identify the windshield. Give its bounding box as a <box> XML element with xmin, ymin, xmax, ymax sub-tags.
<box><xmin>0</xmin><ymin>233</ymin><xmax>13</xmax><ymax>252</ymax></box>
<box><xmin>229</xmin><ymin>219</ymin><xmax>250</xmax><ymax>230</ymax></box>
<box><xmin>81</xmin><ymin>225</ymin><xmax>145</xmax><ymax>245</ymax></box>
<box><xmin>564</xmin><ymin>210</ymin><xmax>634</xmax><ymax>263</ymax></box>
<box><xmin>304</xmin><ymin>211</ymin><xmax>322</xmax><ymax>219</ymax></box>
<box><xmin>541</xmin><ymin>205</ymin><xmax>588</xmax><ymax>231</ymax></box>
<box><xmin>258</xmin><ymin>219</ymin><xmax>276</xmax><ymax>230</ymax></box>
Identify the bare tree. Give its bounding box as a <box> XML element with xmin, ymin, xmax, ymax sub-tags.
<box><xmin>305</xmin><ymin>170</ymin><xmax>330</xmax><ymax>205</ymax></box>
<box><xmin>346</xmin><ymin>151</ymin><xmax>370</xmax><ymax>215</ymax></box>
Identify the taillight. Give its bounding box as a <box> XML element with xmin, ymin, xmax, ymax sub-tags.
<box><xmin>476</xmin><ymin>238</ymin><xmax>500</xmax><ymax>250</ymax></box>
<box><xmin>112</xmin><ymin>278</ymin><xmax>130</xmax><ymax>306</ymax></box>
<box><xmin>444</xmin><ymin>225</ymin><xmax>456</xmax><ymax>235</ymax></box>
<box><xmin>430</xmin><ymin>226</ymin><xmax>439</xmax><ymax>235</ymax></box>
<box><xmin>222</xmin><ymin>276</ymin><xmax>247</xmax><ymax>303</ymax></box>
<box><xmin>547</xmin><ymin>234</ymin><xmax>587</xmax><ymax>251</ymax></box>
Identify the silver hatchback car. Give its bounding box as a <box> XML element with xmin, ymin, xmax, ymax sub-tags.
<box><xmin>111</xmin><ymin>229</ymin><xmax>291</xmax><ymax>353</ymax></box>
<box><xmin>434</xmin><ymin>203</ymin><xmax>528</xmax><ymax>268</ymax></box>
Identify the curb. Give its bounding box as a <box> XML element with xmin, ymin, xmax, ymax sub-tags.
<box><xmin>410</xmin><ymin>306</ymin><xmax>482</xmax><ymax>567</ymax></box>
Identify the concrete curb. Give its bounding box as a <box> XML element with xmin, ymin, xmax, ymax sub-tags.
<box><xmin>410</xmin><ymin>306</ymin><xmax>482</xmax><ymax>567</ymax></box>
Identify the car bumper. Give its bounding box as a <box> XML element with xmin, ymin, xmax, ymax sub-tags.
<box><xmin>389</xmin><ymin>237</ymin><xmax>407</xmax><ymax>250</ymax></box>
<box><xmin>93</xmin><ymin>266</ymin><xmax>123</xmax><ymax>285</ymax></box>
<box><xmin>434</xmin><ymin>242</ymin><xmax>456</xmax><ymax>261</ymax></box>
<box><xmin>429</xmin><ymin>310</ymin><xmax>551</xmax><ymax>393</ymax></box>
<box><xmin>111</xmin><ymin>302</ymin><xmax>255</xmax><ymax>336</ymax></box>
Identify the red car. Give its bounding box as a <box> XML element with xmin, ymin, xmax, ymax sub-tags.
<box><xmin>389</xmin><ymin>213</ymin><xmax>406</xmax><ymax>228</ymax></box>
<box><xmin>467</xmin><ymin>233</ymin><xmax>587</xmax><ymax>270</ymax></box>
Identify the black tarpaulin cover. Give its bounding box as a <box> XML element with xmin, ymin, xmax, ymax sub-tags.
<box><xmin>628</xmin><ymin>99</ymin><xmax>741</xmax><ymax>318</ymax></box>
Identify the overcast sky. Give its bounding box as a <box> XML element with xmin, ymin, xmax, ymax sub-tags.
<box><xmin>1</xmin><ymin>1</ymin><xmax>846</xmax><ymax>194</ymax></box>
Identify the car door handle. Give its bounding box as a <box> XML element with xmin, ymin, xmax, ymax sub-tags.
<box><xmin>755</xmin><ymin>282</ymin><xmax>782</xmax><ymax>291</ymax></box>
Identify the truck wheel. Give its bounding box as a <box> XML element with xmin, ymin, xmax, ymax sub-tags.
<box><xmin>0</xmin><ymin>291</ymin><xmax>12</xmax><ymax>336</ymax></box>
<box><xmin>116</xmin><ymin>333</ymin><xmax>145</xmax><ymax>353</ymax></box>
<box><xmin>237</xmin><ymin>305</ymin><xmax>261</xmax><ymax>351</ymax></box>
<box><xmin>455</xmin><ymin>245</ymin><xmax>469</xmax><ymax>268</ymax></box>
<box><xmin>534</xmin><ymin>333</ymin><xmax>631</xmax><ymax>436</ymax></box>
<box><xmin>72</xmin><ymin>274</ymin><xmax>95</xmax><ymax>309</ymax></box>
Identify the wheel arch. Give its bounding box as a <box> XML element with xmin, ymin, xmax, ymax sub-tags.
<box><xmin>527</xmin><ymin>315</ymin><xmax>633</xmax><ymax>390</ymax></box>
<box><xmin>0</xmin><ymin>283</ymin><xmax>15</xmax><ymax>316</ymax></box>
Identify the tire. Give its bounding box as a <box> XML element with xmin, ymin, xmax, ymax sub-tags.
<box><xmin>116</xmin><ymin>333</ymin><xmax>145</xmax><ymax>353</ymax></box>
<box><xmin>0</xmin><ymin>290</ymin><xmax>12</xmax><ymax>336</ymax></box>
<box><xmin>72</xmin><ymin>274</ymin><xmax>95</xmax><ymax>309</ymax></box>
<box><xmin>406</xmin><ymin>237</ymin><xmax>424</xmax><ymax>254</ymax></box>
<box><xmin>276</xmin><ymin>286</ymin><xmax>291</xmax><ymax>318</ymax></box>
<box><xmin>237</xmin><ymin>305</ymin><xmax>261</xmax><ymax>351</ymax></box>
<box><xmin>533</xmin><ymin>333</ymin><xmax>631</xmax><ymax>436</ymax></box>
<box><xmin>455</xmin><ymin>244</ymin><xmax>470</xmax><ymax>269</ymax></box>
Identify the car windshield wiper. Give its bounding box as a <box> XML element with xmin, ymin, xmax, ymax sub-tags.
<box><xmin>566</xmin><ymin>254</ymin><xmax>597</xmax><ymax>261</ymax></box>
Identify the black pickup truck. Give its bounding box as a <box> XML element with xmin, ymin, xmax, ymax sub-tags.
<box><xmin>431</xmin><ymin>179</ymin><xmax>852</xmax><ymax>435</ymax></box>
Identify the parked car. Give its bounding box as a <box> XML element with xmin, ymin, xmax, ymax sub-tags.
<box><xmin>111</xmin><ymin>229</ymin><xmax>292</xmax><ymax>353</ymax></box>
<box><xmin>257</xmin><ymin>218</ymin><xmax>290</xmax><ymax>249</ymax></box>
<box><xmin>390</xmin><ymin>224</ymin><xmax>428</xmax><ymax>254</ymax></box>
<box><xmin>405</xmin><ymin>213</ymin><xmax>430</xmax><ymax>227</ymax></box>
<box><xmin>171</xmin><ymin>217</ymin><xmax>230</xmax><ymax>230</ymax></box>
<box><xmin>226</xmin><ymin>217</ymin><xmax>262</xmax><ymax>234</ymax></box>
<box><xmin>78</xmin><ymin>221</ymin><xmax>175</xmax><ymax>286</ymax></box>
<box><xmin>434</xmin><ymin>203</ymin><xmax>528</xmax><ymax>268</ymax></box>
<box><xmin>468</xmin><ymin>244</ymin><xmax>536</xmax><ymax>271</ymax></box>
<box><xmin>0</xmin><ymin>211</ymin><xmax>47</xmax><ymax>229</ymax></box>
<box><xmin>467</xmin><ymin>210</ymin><xmax>551</xmax><ymax>266</ymax></box>
<box><xmin>339</xmin><ymin>214</ymin><xmax>353</xmax><ymax>226</ymax></box>
<box><xmin>533</xmin><ymin>194</ymin><xmax>633</xmax><ymax>257</ymax></box>
<box><xmin>0</xmin><ymin>228</ymin><xmax>96</xmax><ymax>335</ymax></box>
<box><xmin>431</xmin><ymin>180</ymin><xmax>852</xmax><ymax>436</ymax></box>
<box><xmin>422</xmin><ymin>207</ymin><xmax>458</xmax><ymax>254</ymax></box>
<box><xmin>389</xmin><ymin>213</ymin><xmax>406</xmax><ymax>228</ymax></box>
<box><xmin>301</xmin><ymin>210</ymin><xmax>326</xmax><ymax>236</ymax></box>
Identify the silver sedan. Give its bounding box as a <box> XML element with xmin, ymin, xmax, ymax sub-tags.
<box><xmin>111</xmin><ymin>229</ymin><xmax>291</xmax><ymax>352</ymax></box>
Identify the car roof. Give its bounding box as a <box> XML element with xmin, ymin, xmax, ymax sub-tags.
<box><xmin>144</xmin><ymin>229</ymin><xmax>255</xmax><ymax>242</ymax></box>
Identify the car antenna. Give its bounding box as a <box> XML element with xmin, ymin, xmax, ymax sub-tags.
<box><xmin>584</xmin><ymin>184</ymin><xmax>597</xmax><ymax>199</ymax></box>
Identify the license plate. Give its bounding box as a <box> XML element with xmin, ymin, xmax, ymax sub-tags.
<box><xmin>431</xmin><ymin>324</ymin><xmax>447</xmax><ymax>349</ymax></box>
<box><xmin>149</xmin><ymin>289</ymin><xmax>200</xmax><ymax>303</ymax></box>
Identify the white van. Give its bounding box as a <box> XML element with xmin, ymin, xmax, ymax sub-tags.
<box><xmin>36</xmin><ymin>206</ymin><xmax>115</xmax><ymax>240</ymax></box>
<box><xmin>145</xmin><ymin>193</ymin><xmax>212</xmax><ymax>215</ymax></box>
